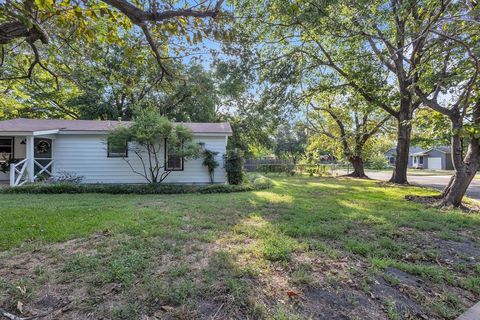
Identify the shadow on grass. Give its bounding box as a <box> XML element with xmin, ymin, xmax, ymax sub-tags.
<box><xmin>1</xmin><ymin>176</ymin><xmax>480</xmax><ymax>319</ymax></box>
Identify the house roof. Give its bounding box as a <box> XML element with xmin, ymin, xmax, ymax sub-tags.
<box><xmin>0</xmin><ymin>118</ymin><xmax>232</xmax><ymax>134</ymax></box>
<box><xmin>432</xmin><ymin>146</ymin><xmax>451</xmax><ymax>153</ymax></box>
<box><xmin>408</xmin><ymin>146</ymin><xmax>426</xmax><ymax>154</ymax></box>
<box><xmin>411</xmin><ymin>146</ymin><xmax>451</xmax><ymax>156</ymax></box>
<box><xmin>386</xmin><ymin>146</ymin><xmax>425</xmax><ymax>156</ymax></box>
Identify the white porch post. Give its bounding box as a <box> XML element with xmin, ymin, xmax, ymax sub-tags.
<box><xmin>26</xmin><ymin>135</ymin><xmax>35</xmax><ymax>182</ymax></box>
<box><xmin>9</xmin><ymin>163</ymin><xmax>15</xmax><ymax>186</ymax></box>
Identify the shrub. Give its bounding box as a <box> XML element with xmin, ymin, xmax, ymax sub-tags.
<box><xmin>258</xmin><ymin>164</ymin><xmax>294</xmax><ymax>175</ymax></box>
<box><xmin>225</xmin><ymin>149</ymin><xmax>244</xmax><ymax>185</ymax></box>
<box><xmin>53</xmin><ymin>171</ymin><xmax>84</xmax><ymax>183</ymax></box>
<box><xmin>2</xmin><ymin>175</ymin><xmax>273</xmax><ymax>195</ymax></box>
<box><xmin>303</xmin><ymin>165</ymin><xmax>329</xmax><ymax>177</ymax></box>
<box><xmin>366</xmin><ymin>153</ymin><xmax>388</xmax><ymax>170</ymax></box>
<box><xmin>246</xmin><ymin>173</ymin><xmax>274</xmax><ymax>189</ymax></box>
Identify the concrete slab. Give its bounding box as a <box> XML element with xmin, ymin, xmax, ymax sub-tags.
<box><xmin>457</xmin><ymin>301</ymin><xmax>480</xmax><ymax>320</ymax></box>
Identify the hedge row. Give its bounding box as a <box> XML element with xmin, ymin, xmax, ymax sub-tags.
<box><xmin>2</xmin><ymin>176</ymin><xmax>273</xmax><ymax>195</ymax></box>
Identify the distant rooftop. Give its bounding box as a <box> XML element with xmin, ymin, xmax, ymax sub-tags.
<box><xmin>411</xmin><ymin>146</ymin><xmax>451</xmax><ymax>156</ymax></box>
<box><xmin>0</xmin><ymin>118</ymin><xmax>232</xmax><ymax>134</ymax></box>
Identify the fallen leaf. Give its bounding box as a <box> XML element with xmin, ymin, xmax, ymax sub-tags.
<box><xmin>287</xmin><ymin>291</ymin><xmax>299</xmax><ymax>298</ymax></box>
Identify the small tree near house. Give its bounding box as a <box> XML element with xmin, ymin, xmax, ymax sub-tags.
<box><xmin>202</xmin><ymin>149</ymin><xmax>219</xmax><ymax>183</ymax></box>
<box><xmin>108</xmin><ymin>110</ymin><xmax>200</xmax><ymax>183</ymax></box>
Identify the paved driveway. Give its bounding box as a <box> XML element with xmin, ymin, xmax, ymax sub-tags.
<box><xmin>364</xmin><ymin>171</ymin><xmax>480</xmax><ymax>201</ymax></box>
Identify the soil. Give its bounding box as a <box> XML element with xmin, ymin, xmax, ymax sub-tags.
<box><xmin>1</xmin><ymin>229</ymin><xmax>479</xmax><ymax>319</ymax></box>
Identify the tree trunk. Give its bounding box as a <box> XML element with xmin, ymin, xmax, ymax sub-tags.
<box><xmin>347</xmin><ymin>156</ymin><xmax>368</xmax><ymax>178</ymax></box>
<box><xmin>390</xmin><ymin>112</ymin><xmax>412</xmax><ymax>184</ymax></box>
<box><xmin>440</xmin><ymin>163</ymin><xmax>478</xmax><ymax>207</ymax></box>
<box><xmin>439</xmin><ymin>114</ymin><xmax>480</xmax><ymax>207</ymax></box>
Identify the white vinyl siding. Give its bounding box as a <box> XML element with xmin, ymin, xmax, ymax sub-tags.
<box><xmin>53</xmin><ymin>134</ymin><xmax>227</xmax><ymax>184</ymax></box>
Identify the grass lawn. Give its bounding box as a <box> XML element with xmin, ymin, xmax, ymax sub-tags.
<box><xmin>1</xmin><ymin>176</ymin><xmax>480</xmax><ymax>319</ymax></box>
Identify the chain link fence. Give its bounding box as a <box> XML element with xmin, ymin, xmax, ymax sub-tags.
<box><xmin>244</xmin><ymin>159</ymin><xmax>353</xmax><ymax>176</ymax></box>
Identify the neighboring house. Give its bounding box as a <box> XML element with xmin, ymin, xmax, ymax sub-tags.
<box><xmin>385</xmin><ymin>145</ymin><xmax>453</xmax><ymax>170</ymax></box>
<box><xmin>385</xmin><ymin>146</ymin><xmax>425</xmax><ymax>167</ymax></box>
<box><xmin>0</xmin><ymin>118</ymin><xmax>232</xmax><ymax>186</ymax></box>
<box><xmin>410</xmin><ymin>146</ymin><xmax>453</xmax><ymax>170</ymax></box>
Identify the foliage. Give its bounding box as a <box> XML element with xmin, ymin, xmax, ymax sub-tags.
<box><xmin>108</xmin><ymin>109</ymin><xmax>199</xmax><ymax>183</ymax></box>
<box><xmin>307</xmin><ymin>91</ymin><xmax>391</xmax><ymax>170</ymax></box>
<box><xmin>202</xmin><ymin>149</ymin><xmax>219</xmax><ymax>183</ymax></box>
<box><xmin>1</xmin><ymin>35</ymin><xmax>224</xmax><ymax>122</ymax></box>
<box><xmin>224</xmin><ymin>148</ymin><xmax>244</xmax><ymax>185</ymax></box>
<box><xmin>52</xmin><ymin>171</ymin><xmax>84</xmax><ymax>184</ymax></box>
<box><xmin>231</xmin><ymin>0</ymin><xmax>479</xmax><ymax>183</ymax></box>
<box><xmin>411</xmin><ymin>108</ymin><xmax>451</xmax><ymax>150</ymax></box>
<box><xmin>303</xmin><ymin>165</ymin><xmax>329</xmax><ymax>177</ymax></box>
<box><xmin>273</xmin><ymin>122</ymin><xmax>307</xmax><ymax>164</ymax></box>
<box><xmin>365</xmin><ymin>154</ymin><xmax>389</xmax><ymax>170</ymax></box>
<box><xmin>258</xmin><ymin>163</ymin><xmax>330</xmax><ymax>177</ymax></box>
<box><xmin>0</xmin><ymin>159</ymin><xmax>15</xmax><ymax>173</ymax></box>
<box><xmin>1</xmin><ymin>0</ymin><xmax>225</xmax><ymax>81</ymax></box>
<box><xmin>3</xmin><ymin>174</ymin><xmax>272</xmax><ymax>195</ymax></box>
<box><xmin>258</xmin><ymin>164</ymin><xmax>294</xmax><ymax>175</ymax></box>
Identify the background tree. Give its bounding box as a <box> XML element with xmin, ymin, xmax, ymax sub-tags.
<box><xmin>308</xmin><ymin>91</ymin><xmax>391</xmax><ymax>177</ymax></box>
<box><xmin>413</xmin><ymin>2</ymin><xmax>479</xmax><ymax>207</ymax></box>
<box><xmin>411</xmin><ymin>109</ymin><xmax>451</xmax><ymax>149</ymax></box>
<box><xmin>273</xmin><ymin>122</ymin><xmax>307</xmax><ymax>164</ymax></box>
<box><xmin>1</xmin><ymin>0</ymin><xmax>225</xmax><ymax>81</ymax></box>
<box><xmin>231</xmin><ymin>0</ymin><xmax>471</xmax><ymax>184</ymax></box>
<box><xmin>108</xmin><ymin>109</ymin><xmax>199</xmax><ymax>183</ymax></box>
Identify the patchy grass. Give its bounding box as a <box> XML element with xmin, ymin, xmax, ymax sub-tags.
<box><xmin>1</xmin><ymin>176</ymin><xmax>480</xmax><ymax>319</ymax></box>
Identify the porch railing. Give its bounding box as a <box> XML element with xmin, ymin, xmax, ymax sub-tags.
<box><xmin>9</xmin><ymin>159</ymin><xmax>54</xmax><ymax>187</ymax></box>
<box><xmin>34</xmin><ymin>159</ymin><xmax>54</xmax><ymax>180</ymax></box>
<box><xmin>9</xmin><ymin>159</ymin><xmax>28</xmax><ymax>187</ymax></box>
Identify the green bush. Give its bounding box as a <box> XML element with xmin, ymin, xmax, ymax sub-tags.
<box><xmin>303</xmin><ymin>165</ymin><xmax>329</xmax><ymax>176</ymax></box>
<box><xmin>365</xmin><ymin>153</ymin><xmax>388</xmax><ymax>170</ymax></box>
<box><xmin>225</xmin><ymin>149</ymin><xmax>244</xmax><ymax>185</ymax></box>
<box><xmin>246</xmin><ymin>173</ymin><xmax>274</xmax><ymax>189</ymax></box>
<box><xmin>258</xmin><ymin>164</ymin><xmax>294</xmax><ymax>175</ymax></box>
<box><xmin>2</xmin><ymin>174</ymin><xmax>273</xmax><ymax>195</ymax></box>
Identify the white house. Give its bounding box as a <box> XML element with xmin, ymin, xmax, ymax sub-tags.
<box><xmin>0</xmin><ymin>118</ymin><xmax>232</xmax><ymax>186</ymax></box>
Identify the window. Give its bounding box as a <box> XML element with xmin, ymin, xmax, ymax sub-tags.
<box><xmin>107</xmin><ymin>141</ymin><xmax>128</xmax><ymax>158</ymax></box>
<box><xmin>0</xmin><ymin>138</ymin><xmax>13</xmax><ymax>162</ymax></box>
<box><xmin>419</xmin><ymin>156</ymin><xmax>424</xmax><ymax>165</ymax></box>
<box><xmin>165</xmin><ymin>139</ymin><xmax>183</xmax><ymax>171</ymax></box>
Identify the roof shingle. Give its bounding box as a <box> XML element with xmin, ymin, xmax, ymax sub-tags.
<box><xmin>0</xmin><ymin>118</ymin><xmax>232</xmax><ymax>134</ymax></box>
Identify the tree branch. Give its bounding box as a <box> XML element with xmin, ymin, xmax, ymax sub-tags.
<box><xmin>101</xmin><ymin>0</ymin><xmax>224</xmax><ymax>23</ymax></box>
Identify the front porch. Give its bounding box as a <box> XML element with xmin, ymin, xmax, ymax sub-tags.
<box><xmin>0</xmin><ymin>133</ymin><xmax>56</xmax><ymax>186</ymax></box>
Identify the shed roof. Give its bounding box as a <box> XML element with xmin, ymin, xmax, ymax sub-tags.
<box><xmin>0</xmin><ymin>118</ymin><xmax>232</xmax><ymax>134</ymax></box>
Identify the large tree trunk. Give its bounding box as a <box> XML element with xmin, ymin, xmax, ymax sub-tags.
<box><xmin>346</xmin><ymin>156</ymin><xmax>368</xmax><ymax>178</ymax></box>
<box><xmin>390</xmin><ymin>112</ymin><xmax>412</xmax><ymax>184</ymax></box>
<box><xmin>439</xmin><ymin>115</ymin><xmax>480</xmax><ymax>207</ymax></box>
<box><xmin>440</xmin><ymin>162</ymin><xmax>478</xmax><ymax>207</ymax></box>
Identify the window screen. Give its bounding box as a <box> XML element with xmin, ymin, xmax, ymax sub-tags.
<box><xmin>165</xmin><ymin>140</ymin><xmax>183</xmax><ymax>171</ymax></box>
<box><xmin>108</xmin><ymin>141</ymin><xmax>128</xmax><ymax>158</ymax></box>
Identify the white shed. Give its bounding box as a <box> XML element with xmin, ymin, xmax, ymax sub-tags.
<box><xmin>0</xmin><ymin>118</ymin><xmax>232</xmax><ymax>186</ymax></box>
